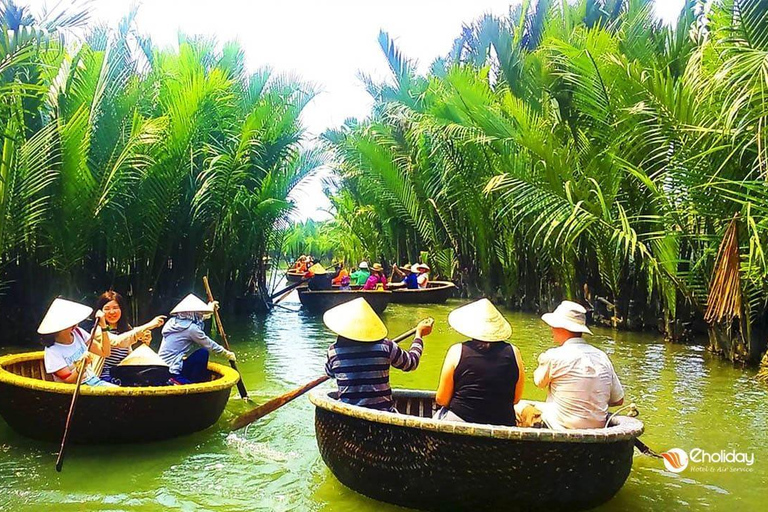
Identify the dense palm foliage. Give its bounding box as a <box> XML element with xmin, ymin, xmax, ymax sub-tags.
<box><xmin>0</xmin><ymin>2</ymin><xmax>321</xmax><ymax>341</ymax></box>
<box><xmin>325</xmin><ymin>0</ymin><xmax>768</xmax><ymax>363</ymax></box>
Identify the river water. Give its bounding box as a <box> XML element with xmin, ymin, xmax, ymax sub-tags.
<box><xmin>1</xmin><ymin>294</ymin><xmax>766</xmax><ymax>511</ymax></box>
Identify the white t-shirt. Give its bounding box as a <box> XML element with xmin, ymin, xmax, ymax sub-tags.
<box><xmin>533</xmin><ymin>338</ymin><xmax>624</xmax><ymax>429</ymax></box>
<box><xmin>417</xmin><ymin>273</ymin><xmax>429</xmax><ymax>288</ymax></box>
<box><xmin>44</xmin><ymin>326</ymin><xmax>97</xmax><ymax>383</ymax></box>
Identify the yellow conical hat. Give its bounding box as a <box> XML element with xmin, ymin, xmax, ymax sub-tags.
<box><xmin>37</xmin><ymin>298</ymin><xmax>93</xmax><ymax>335</ymax></box>
<box><xmin>323</xmin><ymin>297</ymin><xmax>388</xmax><ymax>342</ymax></box>
<box><xmin>308</xmin><ymin>263</ymin><xmax>327</xmax><ymax>275</ymax></box>
<box><xmin>170</xmin><ymin>294</ymin><xmax>213</xmax><ymax>314</ymax></box>
<box><xmin>448</xmin><ymin>298</ymin><xmax>511</xmax><ymax>342</ymax></box>
<box><xmin>118</xmin><ymin>344</ymin><xmax>168</xmax><ymax>367</ymax></box>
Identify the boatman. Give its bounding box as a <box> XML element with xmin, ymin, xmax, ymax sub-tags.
<box><xmin>323</xmin><ymin>298</ymin><xmax>433</xmax><ymax>411</ymax></box>
<box><xmin>532</xmin><ymin>301</ymin><xmax>624</xmax><ymax>429</ymax></box>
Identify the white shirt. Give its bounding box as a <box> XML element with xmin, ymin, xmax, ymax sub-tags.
<box><xmin>417</xmin><ymin>273</ymin><xmax>429</xmax><ymax>288</ymax></box>
<box><xmin>44</xmin><ymin>327</ymin><xmax>97</xmax><ymax>382</ymax></box>
<box><xmin>533</xmin><ymin>338</ymin><xmax>624</xmax><ymax>429</ymax></box>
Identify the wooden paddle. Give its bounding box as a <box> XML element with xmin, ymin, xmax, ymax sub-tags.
<box><xmin>231</xmin><ymin>319</ymin><xmax>432</xmax><ymax>431</ymax></box>
<box><xmin>203</xmin><ymin>276</ymin><xmax>249</xmax><ymax>400</ymax></box>
<box><xmin>55</xmin><ymin>320</ymin><xmax>101</xmax><ymax>472</ymax></box>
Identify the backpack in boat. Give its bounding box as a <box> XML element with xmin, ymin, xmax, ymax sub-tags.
<box><xmin>110</xmin><ymin>365</ymin><xmax>171</xmax><ymax>387</ymax></box>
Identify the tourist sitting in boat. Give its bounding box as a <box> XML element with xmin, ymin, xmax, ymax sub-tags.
<box><xmin>349</xmin><ymin>261</ymin><xmax>370</xmax><ymax>286</ymax></box>
<box><xmin>533</xmin><ymin>300</ymin><xmax>624</xmax><ymax>429</ymax></box>
<box><xmin>294</xmin><ymin>255</ymin><xmax>308</xmax><ymax>273</ymax></box>
<box><xmin>158</xmin><ymin>294</ymin><xmax>236</xmax><ymax>384</ymax></box>
<box><xmin>38</xmin><ymin>298</ymin><xmax>116</xmax><ymax>387</ymax></box>
<box><xmin>324</xmin><ymin>297</ymin><xmax>433</xmax><ymax>411</ymax></box>
<box><xmin>392</xmin><ymin>263</ymin><xmax>419</xmax><ymax>289</ymax></box>
<box><xmin>433</xmin><ymin>298</ymin><xmax>524</xmax><ymax>426</ymax></box>
<box><xmin>415</xmin><ymin>263</ymin><xmax>430</xmax><ymax>288</ymax></box>
<box><xmin>338</xmin><ymin>274</ymin><xmax>352</xmax><ymax>290</ymax></box>
<box><xmin>362</xmin><ymin>263</ymin><xmax>388</xmax><ymax>290</ymax></box>
<box><xmin>331</xmin><ymin>261</ymin><xmax>349</xmax><ymax>286</ymax></box>
<box><xmin>94</xmin><ymin>290</ymin><xmax>166</xmax><ymax>382</ymax></box>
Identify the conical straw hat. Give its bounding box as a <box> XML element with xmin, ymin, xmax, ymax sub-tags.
<box><xmin>308</xmin><ymin>263</ymin><xmax>327</xmax><ymax>275</ymax></box>
<box><xmin>38</xmin><ymin>298</ymin><xmax>93</xmax><ymax>335</ymax></box>
<box><xmin>448</xmin><ymin>298</ymin><xmax>511</xmax><ymax>342</ymax></box>
<box><xmin>118</xmin><ymin>344</ymin><xmax>169</xmax><ymax>367</ymax></box>
<box><xmin>170</xmin><ymin>294</ymin><xmax>213</xmax><ymax>314</ymax></box>
<box><xmin>323</xmin><ymin>297</ymin><xmax>388</xmax><ymax>342</ymax></box>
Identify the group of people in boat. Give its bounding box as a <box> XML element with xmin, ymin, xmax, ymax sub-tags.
<box><xmin>323</xmin><ymin>297</ymin><xmax>624</xmax><ymax>430</ymax></box>
<box><xmin>37</xmin><ymin>292</ymin><xmax>237</xmax><ymax>387</ymax></box>
<box><xmin>299</xmin><ymin>259</ymin><xmax>431</xmax><ymax>292</ymax></box>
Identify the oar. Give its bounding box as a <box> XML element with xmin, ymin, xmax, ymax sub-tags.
<box><xmin>231</xmin><ymin>319</ymin><xmax>431</xmax><ymax>431</ymax></box>
<box><xmin>634</xmin><ymin>438</ymin><xmax>662</xmax><ymax>458</ymax></box>
<box><xmin>55</xmin><ymin>321</ymin><xmax>100</xmax><ymax>472</ymax></box>
<box><xmin>268</xmin><ymin>277</ymin><xmax>310</xmax><ymax>301</ymax></box>
<box><xmin>203</xmin><ymin>276</ymin><xmax>249</xmax><ymax>400</ymax></box>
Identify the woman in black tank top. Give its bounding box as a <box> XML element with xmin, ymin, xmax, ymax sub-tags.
<box><xmin>435</xmin><ymin>299</ymin><xmax>525</xmax><ymax>426</ymax></box>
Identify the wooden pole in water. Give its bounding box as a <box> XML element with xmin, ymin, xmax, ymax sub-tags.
<box><xmin>55</xmin><ymin>321</ymin><xmax>100</xmax><ymax>472</ymax></box>
<box><xmin>203</xmin><ymin>276</ymin><xmax>249</xmax><ymax>400</ymax></box>
<box><xmin>231</xmin><ymin>319</ymin><xmax>432</xmax><ymax>430</ymax></box>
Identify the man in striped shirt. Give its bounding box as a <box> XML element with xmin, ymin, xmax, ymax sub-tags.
<box><xmin>323</xmin><ymin>298</ymin><xmax>433</xmax><ymax>411</ymax></box>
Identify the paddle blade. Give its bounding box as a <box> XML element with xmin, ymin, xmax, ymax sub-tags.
<box><xmin>231</xmin><ymin>375</ymin><xmax>329</xmax><ymax>431</ymax></box>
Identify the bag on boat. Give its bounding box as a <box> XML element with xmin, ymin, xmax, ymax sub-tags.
<box><xmin>111</xmin><ymin>345</ymin><xmax>170</xmax><ymax>387</ymax></box>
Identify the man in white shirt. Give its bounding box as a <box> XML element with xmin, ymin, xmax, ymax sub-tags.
<box><xmin>533</xmin><ymin>301</ymin><xmax>624</xmax><ymax>429</ymax></box>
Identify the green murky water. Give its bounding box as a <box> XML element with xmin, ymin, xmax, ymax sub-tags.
<box><xmin>1</xmin><ymin>291</ymin><xmax>766</xmax><ymax>511</ymax></box>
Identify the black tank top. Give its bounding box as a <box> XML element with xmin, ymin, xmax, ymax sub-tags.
<box><xmin>448</xmin><ymin>340</ymin><xmax>518</xmax><ymax>426</ymax></box>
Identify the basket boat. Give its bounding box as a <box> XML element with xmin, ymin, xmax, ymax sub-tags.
<box><xmin>389</xmin><ymin>281</ymin><xmax>456</xmax><ymax>304</ymax></box>
<box><xmin>286</xmin><ymin>269</ymin><xmax>305</xmax><ymax>282</ymax></box>
<box><xmin>297</xmin><ymin>287</ymin><xmax>392</xmax><ymax>314</ymax></box>
<box><xmin>310</xmin><ymin>388</ymin><xmax>643</xmax><ymax>512</ymax></box>
<box><xmin>0</xmin><ymin>351</ymin><xmax>240</xmax><ymax>444</ymax></box>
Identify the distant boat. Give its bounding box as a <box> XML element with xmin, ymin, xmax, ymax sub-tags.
<box><xmin>286</xmin><ymin>269</ymin><xmax>305</xmax><ymax>282</ymax></box>
<box><xmin>297</xmin><ymin>287</ymin><xmax>392</xmax><ymax>314</ymax></box>
<box><xmin>310</xmin><ymin>388</ymin><xmax>644</xmax><ymax>511</ymax></box>
<box><xmin>389</xmin><ymin>280</ymin><xmax>456</xmax><ymax>304</ymax></box>
<box><xmin>0</xmin><ymin>351</ymin><xmax>240</xmax><ymax>444</ymax></box>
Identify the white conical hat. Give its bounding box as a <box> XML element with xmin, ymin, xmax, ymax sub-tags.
<box><xmin>37</xmin><ymin>298</ymin><xmax>93</xmax><ymax>335</ymax></box>
<box><xmin>323</xmin><ymin>297</ymin><xmax>388</xmax><ymax>342</ymax></box>
<box><xmin>541</xmin><ymin>300</ymin><xmax>592</xmax><ymax>335</ymax></box>
<box><xmin>448</xmin><ymin>298</ymin><xmax>511</xmax><ymax>342</ymax></box>
<box><xmin>118</xmin><ymin>344</ymin><xmax>169</xmax><ymax>367</ymax></box>
<box><xmin>170</xmin><ymin>293</ymin><xmax>213</xmax><ymax>314</ymax></box>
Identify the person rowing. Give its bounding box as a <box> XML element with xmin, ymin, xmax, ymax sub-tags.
<box><xmin>434</xmin><ymin>299</ymin><xmax>524</xmax><ymax>425</ymax></box>
<box><xmin>158</xmin><ymin>294</ymin><xmax>236</xmax><ymax>384</ymax></box>
<box><xmin>305</xmin><ymin>263</ymin><xmax>340</xmax><ymax>291</ymax></box>
<box><xmin>392</xmin><ymin>263</ymin><xmax>419</xmax><ymax>289</ymax></box>
<box><xmin>323</xmin><ymin>297</ymin><xmax>433</xmax><ymax>411</ymax></box>
<box><xmin>532</xmin><ymin>301</ymin><xmax>624</xmax><ymax>429</ymax></box>
<box><xmin>39</xmin><ymin>298</ymin><xmax>116</xmax><ymax>387</ymax></box>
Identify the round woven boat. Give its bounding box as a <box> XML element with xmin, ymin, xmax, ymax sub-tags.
<box><xmin>286</xmin><ymin>269</ymin><xmax>305</xmax><ymax>282</ymax></box>
<box><xmin>0</xmin><ymin>351</ymin><xmax>240</xmax><ymax>444</ymax></box>
<box><xmin>389</xmin><ymin>281</ymin><xmax>456</xmax><ymax>304</ymax></box>
<box><xmin>297</xmin><ymin>287</ymin><xmax>392</xmax><ymax>314</ymax></box>
<box><xmin>310</xmin><ymin>389</ymin><xmax>643</xmax><ymax>512</ymax></box>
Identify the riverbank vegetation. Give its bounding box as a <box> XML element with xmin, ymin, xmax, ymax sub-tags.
<box><xmin>323</xmin><ymin>0</ymin><xmax>768</xmax><ymax>365</ymax></box>
<box><xmin>0</xmin><ymin>2</ymin><xmax>322</xmax><ymax>342</ymax></box>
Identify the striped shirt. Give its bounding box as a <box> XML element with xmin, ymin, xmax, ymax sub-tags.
<box><xmin>325</xmin><ymin>337</ymin><xmax>423</xmax><ymax>411</ymax></box>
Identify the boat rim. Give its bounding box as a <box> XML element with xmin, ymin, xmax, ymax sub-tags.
<box><xmin>309</xmin><ymin>388</ymin><xmax>644</xmax><ymax>443</ymax></box>
<box><xmin>0</xmin><ymin>351</ymin><xmax>240</xmax><ymax>397</ymax></box>
<box><xmin>298</xmin><ymin>288</ymin><xmax>392</xmax><ymax>295</ymax></box>
<box><xmin>390</xmin><ymin>280</ymin><xmax>455</xmax><ymax>292</ymax></box>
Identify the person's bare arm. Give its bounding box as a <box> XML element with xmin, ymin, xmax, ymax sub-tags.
<box><xmin>435</xmin><ymin>344</ymin><xmax>462</xmax><ymax>407</ymax></box>
<box><xmin>88</xmin><ymin>311</ymin><xmax>110</xmax><ymax>358</ymax></box>
<box><xmin>513</xmin><ymin>345</ymin><xmax>525</xmax><ymax>405</ymax></box>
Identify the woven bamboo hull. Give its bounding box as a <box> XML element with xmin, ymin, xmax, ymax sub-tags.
<box><xmin>0</xmin><ymin>352</ymin><xmax>240</xmax><ymax>444</ymax></box>
<box><xmin>298</xmin><ymin>287</ymin><xmax>391</xmax><ymax>314</ymax></box>
<box><xmin>286</xmin><ymin>270</ymin><xmax>305</xmax><ymax>282</ymax></box>
<box><xmin>390</xmin><ymin>281</ymin><xmax>456</xmax><ymax>304</ymax></box>
<box><xmin>310</xmin><ymin>389</ymin><xmax>643</xmax><ymax>512</ymax></box>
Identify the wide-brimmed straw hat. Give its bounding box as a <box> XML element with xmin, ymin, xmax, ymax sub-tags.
<box><xmin>170</xmin><ymin>294</ymin><xmax>213</xmax><ymax>315</ymax></box>
<box><xmin>359</xmin><ymin>261</ymin><xmax>369</xmax><ymax>269</ymax></box>
<box><xmin>323</xmin><ymin>297</ymin><xmax>388</xmax><ymax>342</ymax></box>
<box><xmin>448</xmin><ymin>298</ymin><xmax>511</xmax><ymax>342</ymax></box>
<box><xmin>37</xmin><ymin>298</ymin><xmax>93</xmax><ymax>335</ymax></box>
<box><xmin>416</xmin><ymin>263</ymin><xmax>430</xmax><ymax>271</ymax></box>
<box><xmin>307</xmin><ymin>263</ymin><xmax>327</xmax><ymax>275</ymax></box>
<box><xmin>541</xmin><ymin>300</ymin><xmax>592</xmax><ymax>335</ymax></box>
<box><xmin>401</xmin><ymin>263</ymin><xmax>413</xmax><ymax>273</ymax></box>
<box><xmin>410</xmin><ymin>264</ymin><xmax>421</xmax><ymax>273</ymax></box>
<box><xmin>118</xmin><ymin>344</ymin><xmax>168</xmax><ymax>367</ymax></box>
<box><xmin>371</xmin><ymin>263</ymin><xmax>384</xmax><ymax>272</ymax></box>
